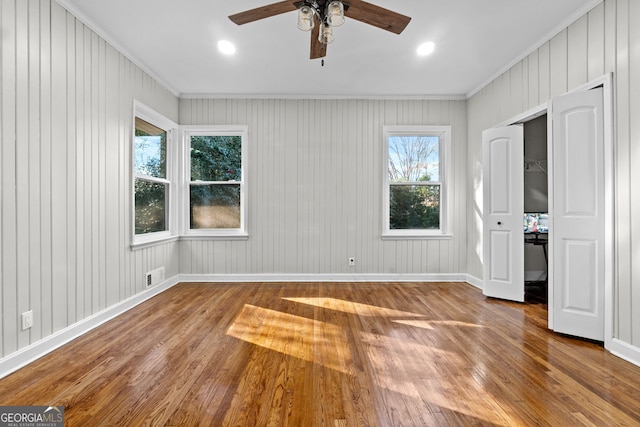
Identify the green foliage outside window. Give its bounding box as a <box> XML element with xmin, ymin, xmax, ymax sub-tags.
<box><xmin>134</xmin><ymin>124</ymin><xmax>167</xmax><ymax>235</ymax></box>
<box><xmin>190</xmin><ymin>135</ymin><xmax>242</xmax><ymax>229</ymax></box>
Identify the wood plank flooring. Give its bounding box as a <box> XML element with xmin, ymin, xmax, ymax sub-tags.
<box><xmin>1</xmin><ymin>281</ymin><xmax>639</xmax><ymax>426</ymax></box>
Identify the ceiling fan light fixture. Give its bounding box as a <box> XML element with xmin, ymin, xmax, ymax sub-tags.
<box><xmin>327</xmin><ymin>1</ymin><xmax>345</xmax><ymax>27</ymax></box>
<box><xmin>297</xmin><ymin>5</ymin><xmax>315</xmax><ymax>31</ymax></box>
<box><xmin>318</xmin><ymin>22</ymin><xmax>335</xmax><ymax>44</ymax></box>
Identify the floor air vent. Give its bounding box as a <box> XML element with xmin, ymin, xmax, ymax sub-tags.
<box><xmin>145</xmin><ymin>267</ymin><xmax>165</xmax><ymax>288</ymax></box>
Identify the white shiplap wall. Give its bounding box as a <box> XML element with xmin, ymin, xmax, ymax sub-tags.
<box><xmin>467</xmin><ymin>0</ymin><xmax>640</xmax><ymax>355</ymax></box>
<box><xmin>179</xmin><ymin>98</ymin><xmax>468</xmax><ymax>277</ymax></box>
<box><xmin>0</xmin><ymin>0</ymin><xmax>179</xmax><ymax>359</ymax></box>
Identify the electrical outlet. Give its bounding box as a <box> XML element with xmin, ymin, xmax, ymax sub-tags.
<box><xmin>348</xmin><ymin>257</ymin><xmax>355</xmax><ymax>266</ymax></box>
<box><xmin>22</xmin><ymin>311</ymin><xmax>33</xmax><ymax>330</ymax></box>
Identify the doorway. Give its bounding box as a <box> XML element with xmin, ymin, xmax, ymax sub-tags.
<box><xmin>483</xmin><ymin>76</ymin><xmax>612</xmax><ymax>344</ymax></box>
<box><xmin>523</xmin><ymin>115</ymin><xmax>548</xmax><ymax>305</ymax></box>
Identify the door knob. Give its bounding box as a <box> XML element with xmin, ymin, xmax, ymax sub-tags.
<box><xmin>497</xmin><ymin>221</ymin><xmax>502</xmax><ymax>225</ymax></box>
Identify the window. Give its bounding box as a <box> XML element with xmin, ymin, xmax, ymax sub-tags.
<box><xmin>183</xmin><ymin>126</ymin><xmax>248</xmax><ymax>238</ymax></box>
<box><xmin>132</xmin><ymin>101</ymin><xmax>178</xmax><ymax>247</ymax></box>
<box><xmin>383</xmin><ymin>126</ymin><xmax>451</xmax><ymax>238</ymax></box>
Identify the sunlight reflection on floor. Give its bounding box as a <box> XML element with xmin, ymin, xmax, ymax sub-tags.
<box><xmin>283</xmin><ymin>297</ymin><xmax>425</xmax><ymax>318</ymax></box>
<box><xmin>226</xmin><ymin>304</ymin><xmax>352</xmax><ymax>373</ymax></box>
<box><xmin>227</xmin><ymin>299</ymin><xmax>510</xmax><ymax>426</ymax></box>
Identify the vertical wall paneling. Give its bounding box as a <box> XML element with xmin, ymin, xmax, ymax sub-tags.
<box><xmin>628</xmin><ymin>0</ymin><xmax>640</xmax><ymax>345</ymax></box>
<box><xmin>616</xmin><ymin>0</ymin><xmax>631</xmax><ymax>342</ymax></box>
<box><xmin>28</xmin><ymin>0</ymin><xmax>43</xmax><ymax>343</ymax></box>
<box><xmin>0</xmin><ymin>0</ymin><xmax>4</xmax><ymax>360</ymax></box>
<box><xmin>538</xmin><ymin>42</ymin><xmax>551</xmax><ymax>103</ymax></box>
<box><xmin>104</xmin><ymin>45</ymin><xmax>119</xmax><ymax>307</ymax></box>
<box><xmin>16</xmin><ymin>0</ymin><xmax>30</xmax><ymax>350</ymax></box>
<box><xmin>66</xmin><ymin>8</ymin><xmax>77</xmax><ymax>327</ymax></box>
<box><xmin>567</xmin><ymin>15</ymin><xmax>589</xmax><ymax>89</ymax></box>
<box><xmin>50</xmin><ymin>0</ymin><xmax>68</xmax><ymax>333</ymax></box>
<box><xmin>2</xmin><ymin>0</ymin><xmax>18</xmax><ymax>356</ymax></box>
<box><xmin>549</xmin><ymin>30</ymin><xmax>569</xmax><ymax>99</ymax></box>
<box><xmin>627</xmin><ymin>1</ymin><xmax>640</xmax><ymax>346</ymax></box>
<box><xmin>587</xmin><ymin>3</ymin><xmax>605</xmax><ymax>80</ymax></box>
<box><xmin>97</xmin><ymin>35</ymin><xmax>106</xmax><ymax>312</ymax></box>
<box><xmin>39</xmin><ymin>0</ymin><xmax>53</xmax><ymax>339</ymax></box>
<box><xmin>73</xmin><ymin>18</ymin><xmax>84</xmax><ymax>322</ymax></box>
<box><xmin>527</xmin><ymin>50</ymin><xmax>540</xmax><ymax>109</ymax></box>
<box><xmin>179</xmin><ymin>98</ymin><xmax>467</xmax><ymax>276</ymax></box>
<box><xmin>0</xmin><ymin>0</ymin><xmax>179</xmax><ymax>360</ymax></box>
<box><xmin>510</xmin><ymin>61</ymin><xmax>524</xmax><ymax>118</ymax></box>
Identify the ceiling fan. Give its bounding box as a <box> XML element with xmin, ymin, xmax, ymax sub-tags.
<box><xmin>229</xmin><ymin>0</ymin><xmax>411</xmax><ymax>60</ymax></box>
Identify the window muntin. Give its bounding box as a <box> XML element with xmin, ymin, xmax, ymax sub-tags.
<box><xmin>183</xmin><ymin>128</ymin><xmax>247</xmax><ymax>237</ymax></box>
<box><xmin>383</xmin><ymin>126</ymin><xmax>451</xmax><ymax>238</ymax></box>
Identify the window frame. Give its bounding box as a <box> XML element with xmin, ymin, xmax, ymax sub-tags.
<box><xmin>181</xmin><ymin>126</ymin><xmax>249</xmax><ymax>239</ymax></box>
<box><xmin>382</xmin><ymin>125</ymin><xmax>452</xmax><ymax>239</ymax></box>
<box><xmin>131</xmin><ymin>101</ymin><xmax>179</xmax><ymax>249</ymax></box>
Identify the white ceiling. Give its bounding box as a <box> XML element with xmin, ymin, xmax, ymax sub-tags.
<box><xmin>58</xmin><ymin>0</ymin><xmax>600</xmax><ymax>98</ymax></box>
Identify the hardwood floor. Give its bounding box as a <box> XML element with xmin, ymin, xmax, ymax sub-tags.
<box><xmin>1</xmin><ymin>281</ymin><xmax>639</xmax><ymax>426</ymax></box>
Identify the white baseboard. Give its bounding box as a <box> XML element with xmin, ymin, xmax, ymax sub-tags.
<box><xmin>608</xmin><ymin>338</ymin><xmax>640</xmax><ymax>368</ymax></box>
<box><xmin>0</xmin><ymin>276</ymin><xmax>181</xmax><ymax>380</ymax></box>
<box><xmin>465</xmin><ymin>274</ymin><xmax>483</xmax><ymax>289</ymax></box>
<box><xmin>177</xmin><ymin>273</ymin><xmax>469</xmax><ymax>283</ymax></box>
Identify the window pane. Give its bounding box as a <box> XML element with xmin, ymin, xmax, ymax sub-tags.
<box><xmin>191</xmin><ymin>135</ymin><xmax>242</xmax><ymax>182</ymax></box>
<box><xmin>388</xmin><ymin>135</ymin><xmax>439</xmax><ymax>182</ymax></box>
<box><xmin>134</xmin><ymin>118</ymin><xmax>166</xmax><ymax>178</ymax></box>
<box><xmin>135</xmin><ymin>179</ymin><xmax>166</xmax><ymax>234</ymax></box>
<box><xmin>389</xmin><ymin>184</ymin><xmax>440</xmax><ymax>230</ymax></box>
<box><xmin>190</xmin><ymin>184</ymin><xmax>241</xmax><ymax>229</ymax></box>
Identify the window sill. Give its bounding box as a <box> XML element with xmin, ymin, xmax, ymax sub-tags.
<box><xmin>381</xmin><ymin>233</ymin><xmax>453</xmax><ymax>240</ymax></box>
<box><xmin>130</xmin><ymin>234</ymin><xmax>180</xmax><ymax>250</ymax></box>
<box><xmin>180</xmin><ymin>232</ymin><xmax>249</xmax><ymax>241</ymax></box>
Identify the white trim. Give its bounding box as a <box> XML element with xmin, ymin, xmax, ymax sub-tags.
<box><xmin>0</xmin><ymin>276</ymin><xmax>181</xmax><ymax>380</ymax></box>
<box><xmin>494</xmin><ymin>102</ymin><xmax>549</xmax><ymax>128</ymax></box>
<box><xmin>465</xmin><ymin>274</ymin><xmax>483</xmax><ymax>290</ymax></box>
<box><xmin>177</xmin><ymin>273</ymin><xmax>469</xmax><ymax>283</ymax></box>
<box><xmin>130</xmin><ymin>235</ymin><xmax>180</xmax><ymax>251</ymax></box>
<box><xmin>179</xmin><ymin>93</ymin><xmax>468</xmax><ymax>101</ymax></box>
<box><xmin>381</xmin><ymin>234</ymin><xmax>452</xmax><ymax>241</ymax></box>
<box><xmin>54</xmin><ymin>0</ymin><xmax>180</xmax><ymax>97</ymax></box>
<box><xmin>600</xmin><ymin>73</ymin><xmax>615</xmax><ymax>353</ymax></box>
<box><xmin>608</xmin><ymin>339</ymin><xmax>640</xmax><ymax>368</ymax></box>
<box><xmin>466</xmin><ymin>0</ymin><xmax>604</xmax><ymax>99</ymax></box>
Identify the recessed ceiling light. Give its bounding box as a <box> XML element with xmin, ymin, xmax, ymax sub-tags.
<box><xmin>218</xmin><ymin>40</ymin><xmax>236</xmax><ymax>55</ymax></box>
<box><xmin>417</xmin><ymin>41</ymin><xmax>435</xmax><ymax>56</ymax></box>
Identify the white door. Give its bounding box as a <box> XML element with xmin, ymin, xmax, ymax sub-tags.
<box><xmin>551</xmin><ymin>87</ymin><xmax>605</xmax><ymax>341</ymax></box>
<box><xmin>483</xmin><ymin>126</ymin><xmax>524</xmax><ymax>302</ymax></box>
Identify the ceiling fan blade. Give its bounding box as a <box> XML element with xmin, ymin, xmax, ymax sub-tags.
<box><xmin>345</xmin><ymin>1</ymin><xmax>411</xmax><ymax>34</ymax></box>
<box><xmin>310</xmin><ymin>23</ymin><xmax>327</xmax><ymax>59</ymax></box>
<box><xmin>229</xmin><ymin>1</ymin><xmax>298</xmax><ymax>25</ymax></box>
